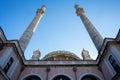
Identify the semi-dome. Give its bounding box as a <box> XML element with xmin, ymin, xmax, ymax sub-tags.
<box><xmin>42</xmin><ymin>51</ymin><xmax>81</xmax><ymax>60</ymax></box>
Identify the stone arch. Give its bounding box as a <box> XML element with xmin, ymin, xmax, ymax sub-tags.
<box><xmin>50</xmin><ymin>73</ymin><xmax>73</xmax><ymax>80</ymax></box>
<box><xmin>79</xmin><ymin>72</ymin><xmax>103</xmax><ymax>80</ymax></box>
<box><xmin>21</xmin><ymin>73</ymin><xmax>43</xmax><ymax>80</ymax></box>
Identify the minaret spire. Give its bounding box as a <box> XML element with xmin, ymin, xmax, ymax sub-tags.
<box><xmin>19</xmin><ymin>5</ymin><xmax>46</xmax><ymax>52</ymax></box>
<box><xmin>75</xmin><ymin>4</ymin><xmax>103</xmax><ymax>51</ymax></box>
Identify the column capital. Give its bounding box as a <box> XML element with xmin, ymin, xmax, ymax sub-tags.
<box><xmin>75</xmin><ymin>4</ymin><xmax>84</xmax><ymax>16</ymax></box>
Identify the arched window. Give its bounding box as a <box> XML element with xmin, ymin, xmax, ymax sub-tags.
<box><xmin>52</xmin><ymin>75</ymin><xmax>70</xmax><ymax>80</ymax></box>
<box><xmin>81</xmin><ymin>75</ymin><xmax>100</xmax><ymax>80</ymax></box>
<box><xmin>24</xmin><ymin>75</ymin><xmax>41</xmax><ymax>80</ymax></box>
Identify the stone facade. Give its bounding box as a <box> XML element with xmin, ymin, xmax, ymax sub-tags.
<box><xmin>0</xmin><ymin>5</ymin><xmax>120</xmax><ymax>80</ymax></box>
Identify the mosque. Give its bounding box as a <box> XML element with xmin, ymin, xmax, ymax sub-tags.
<box><xmin>0</xmin><ymin>4</ymin><xmax>120</xmax><ymax>80</ymax></box>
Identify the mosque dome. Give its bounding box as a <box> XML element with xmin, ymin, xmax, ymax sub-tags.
<box><xmin>42</xmin><ymin>51</ymin><xmax>81</xmax><ymax>60</ymax></box>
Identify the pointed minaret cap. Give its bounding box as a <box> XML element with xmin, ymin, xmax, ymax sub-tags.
<box><xmin>31</xmin><ymin>49</ymin><xmax>41</xmax><ymax>60</ymax></box>
<box><xmin>75</xmin><ymin>4</ymin><xmax>79</xmax><ymax>9</ymax></box>
<box><xmin>75</xmin><ymin>4</ymin><xmax>84</xmax><ymax>16</ymax></box>
<box><xmin>81</xmin><ymin>49</ymin><xmax>93</xmax><ymax>60</ymax></box>
<box><xmin>41</xmin><ymin>5</ymin><xmax>46</xmax><ymax>11</ymax></box>
<box><xmin>36</xmin><ymin>5</ymin><xmax>46</xmax><ymax>15</ymax></box>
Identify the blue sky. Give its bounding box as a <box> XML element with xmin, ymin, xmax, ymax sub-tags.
<box><xmin>0</xmin><ymin>0</ymin><xmax>120</xmax><ymax>60</ymax></box>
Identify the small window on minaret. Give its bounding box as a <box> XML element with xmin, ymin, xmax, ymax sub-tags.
<box><xmin>109</xmin><ymin>55</ymin><xmax>120</xmax><ymax>73</ymax></box>
<box><xmin>3</xmin><ymin>57</ymin><xmax>14</xmax><ymax>73</ymax></box>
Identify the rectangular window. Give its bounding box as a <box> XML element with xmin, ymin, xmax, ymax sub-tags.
<box><xmin>3</xmin><ymin>57</ymin><xmax>14</xmax><ymax>73</ymax></box>
<box><xmin>109</xmin><ymin>55</ymin><xmax>120</xmax><ymax>73</ymax></box>
<box><xmin>0</xmin><ymin>38</ymin><xmax>3</xmax><ymax>51</ymax></box>
<box><xmin>0</xmin><ymin>44</ymin><xmax>3</xmax><ymax>51</ymax></box>
<box><xmin>117</xmin><ymin>40</ymin><xmax>120</xmax><ymax>43</ymax></box>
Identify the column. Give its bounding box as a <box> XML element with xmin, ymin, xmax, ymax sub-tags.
<box><xmin>19</xmin><ymin>5</ymin><xmax>46</xmax><ymax>52</ymax></box>
<box><xmin>75</xmin><ymin>4</ymin><xmax>103</xmax><ymax>51</ymax></box>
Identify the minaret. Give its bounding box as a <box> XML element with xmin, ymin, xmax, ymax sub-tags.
<box><xmin>75</xmin><ymin>4</ymin><xmax>103</xmax><ymax>51</ymax></box>
<box><xmin>19</xmin><ymin>5</ymin><xmax>46</xmax><ymax>52</ymax></box>
<box><xmin>81</xmin><ymin>49</ymin><xmax>93</xmax><ymax>60</ymax></box>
